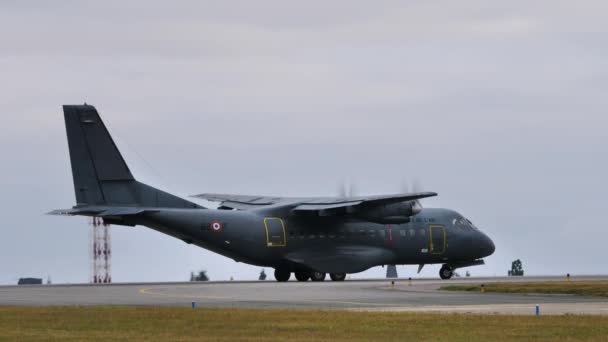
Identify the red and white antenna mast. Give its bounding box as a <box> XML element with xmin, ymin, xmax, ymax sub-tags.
<box><xmin>90</xmin><ymin>217</ymin><xmax>112</xmax><ymax>283</ymax></box>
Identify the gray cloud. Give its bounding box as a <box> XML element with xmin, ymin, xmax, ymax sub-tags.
<box><xmin>1</xmin><ymin>1</ymin><xmax>607</xmax><ymax>283</ymax></box>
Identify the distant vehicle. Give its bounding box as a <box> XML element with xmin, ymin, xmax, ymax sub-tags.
<box><xmin>51</xmin><ymin>105</ymin><xmax>495</xmax><ymax>282</ymax></box>
<box><xmin>190</xmin><ymin>270</ymin><xmax>209</xmax><ymax>282</ymax></box>
<box><xmin>18</xmin><ymin>278</ymin><xmax>42</xmax><ymax>285</ymax></box>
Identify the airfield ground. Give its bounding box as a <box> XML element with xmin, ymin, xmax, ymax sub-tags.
<box><xmin>441</xmin><ymin>280</ymin><xmax>608</xmax><ymax>297</ymax></box>
<box><xmin>2</xmin><ymin>306</ymin><xmax>608</xmax><ymax>341</ymax></box>
<box><xmin>2</xmin><ymin>276</ymin><xmax>608</xmax><ymax>341</ymax></box>
<box><xmin>1</xmin><ymin>276</ymin><xmax>608</xmax><ymax>315</ymax></box>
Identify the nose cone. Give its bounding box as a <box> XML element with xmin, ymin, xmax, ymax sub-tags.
<box><xmin>478</xmin><ymin>233</ymin><xmax>495</xmax><ymax>258</ymax></box>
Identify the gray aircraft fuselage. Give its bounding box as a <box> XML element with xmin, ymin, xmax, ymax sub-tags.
<box><xmin>53</xmin><ymin>104</ymin><xmax>495</xmax><ymax>282</ymax></box>
<box><xmin>133</xmin><ymin>207</ymin><xmax>494</xmax><ymax>272</ymax></box>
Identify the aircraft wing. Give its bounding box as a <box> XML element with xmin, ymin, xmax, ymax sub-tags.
<box><xmin>285</xmin><ymin>245</ymin><xmax>396</xmax><ymax>274</ymax></box>
<box><xmin>192</xmin><ymin>194</ymin><xmax>279</xmax><ymax>205</ymax></box>
<box><xmin>191</xmin><ymin>193</ymin><xmax>292</xmax><ymax>209</ymax></box>
<box><xmin>193</xmin><ymin>192</ymin><xmax>437</xmax><ymax>212</ymax></box>
<box><xmin>292</xmin><ymin>192</ymin><xmax>436</xmax><ymax>212</ymax></box>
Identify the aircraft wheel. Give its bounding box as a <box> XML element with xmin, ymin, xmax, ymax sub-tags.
<box><xmin>330</xmin><ymin>273</ymin><xmax>346</xmax><ymax>281</ymax></box>
<box><xmin>274</xmin><ymin>269</ymin><xmax>291</xmax><ymax>282</ymax></box>
<box><xmin>439</xmin><ymin>265</ymin><xmax>453</xmax><ymax>280</ymax></box>
<box><xmin>310</xmin><ymin>271</ymin><xmax>326</xmax><ymax>282</ymax></box>
<box><xmin>294</xmin><ymin>271</ymin><xmax>310</xmax><ymax>282</ymax></box>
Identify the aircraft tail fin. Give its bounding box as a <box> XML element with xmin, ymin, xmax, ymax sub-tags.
<box><xmin>62</xmin><ymin>104</ymin><xmax>202</xmax><ymax>209</ymax></box>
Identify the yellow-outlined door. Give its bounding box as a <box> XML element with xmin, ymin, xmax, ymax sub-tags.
<box><xmin>429</xmin><ymin>225</ymin><xmax>446</xmax><ymax>254</ymax></box>
<box><xmin>264</xmin><ymin>217</ymin><xmax>286</xmax><ymax>247</ymax></box>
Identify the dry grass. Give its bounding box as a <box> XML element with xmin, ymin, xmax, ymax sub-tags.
<box><xmin>441</xmin><ymin>280</ymin><xmax>608</xmax><ymax>297</ymax></box>
<box><xmin>1</xmin><ymin>306</ymin><xmax>608</xmax><ymax>341</ymax></box>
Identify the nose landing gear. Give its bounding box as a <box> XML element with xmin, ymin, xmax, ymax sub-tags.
<box><xmin>439</xmin><ymin>265</ymin><xmax>453</xmax><ymax>280</ymax></box>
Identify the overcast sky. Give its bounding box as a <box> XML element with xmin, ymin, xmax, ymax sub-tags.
<box><xmin>1</xmin><ymin>1</ymin><xmax>607</xmax><ymax>284</ymax></box>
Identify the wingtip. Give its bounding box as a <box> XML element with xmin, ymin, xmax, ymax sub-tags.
<box><xmin>423</xmin><ymin>192</ymin><xmax>438</xmax><ymax>199</ymax></box>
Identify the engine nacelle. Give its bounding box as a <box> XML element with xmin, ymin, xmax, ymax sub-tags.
<box><xmin>354</xmin><ymin>201</ymin><xmax>420</xmax><ymax>224</ymax></box>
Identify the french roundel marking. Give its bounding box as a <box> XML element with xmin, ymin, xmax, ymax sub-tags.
<box><xmin>210</xmin><ymin>220</ymin><xmax>222</xmax><ymax>232</ymax></box>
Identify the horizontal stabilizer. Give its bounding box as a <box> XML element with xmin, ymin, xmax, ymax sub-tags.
<box><xmin>47</xmin><ymin>208</ymin><xmax>91</xmax><ymax>216</ymax></box>
<box><xmin>47</xmin><ymin>206</ymin><xmax>158</xmax><ymax>217</ymax></box>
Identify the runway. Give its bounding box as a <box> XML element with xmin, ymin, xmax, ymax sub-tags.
<box><xmin>1</xmin><ymin>276</ymin><xmax>607</xmax><ymax>315</ymax></box>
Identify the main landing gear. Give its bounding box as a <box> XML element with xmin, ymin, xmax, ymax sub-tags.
<box><xmin>439</xmin><ymin>264</ymin><xmax>453</xmax><ymax>280</ymax></box>
<box><xmin>274</xmin><ymin>269</ymin><xmax>346</xmax><ymax>282</ymax></box>
<box><xmin>274</xmin><ymin>268</ymin><xmax>291</xmax><ymax>282</ymax></box>
<box><xmin>310</xmin><ymin>271</ymin><xmax>326</xmax><ymax>281</ymax></box>
<box><xmin>294</xmin><ymin>271</ymin><xmax>310</xmax><ymax>281</ymax></box>
<box><xmin>329</xmin><ymin>273</ymin><xmax>346</xmax><ymax>281</ymax></box>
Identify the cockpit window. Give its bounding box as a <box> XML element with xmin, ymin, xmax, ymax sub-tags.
<box><xmin>452</xmin><ymin>216</ymin><xmax>476</xmax><ymax>230</ymax></box>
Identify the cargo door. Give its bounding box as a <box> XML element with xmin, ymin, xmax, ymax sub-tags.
<box><xmin>429</xmin><ymin>225</ymin><xmax>445</xmax><ymax>254</ymax></box>
<box><xmin>264</xmin><ymin>217</ymin><xmax>286</xmax><ymax>247</ymax></box>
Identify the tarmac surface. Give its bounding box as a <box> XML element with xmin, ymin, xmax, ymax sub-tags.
<box><xmin>1</xmin><ymin>276</ymin><xmax>608</xmax><ymax>315</ymax></box>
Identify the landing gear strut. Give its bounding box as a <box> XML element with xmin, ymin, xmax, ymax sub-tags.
<box><xmin>439</xmin><ymin>265</ymin><xmax>453</xmax><ymax>280</ymax></box>
<box><xmin>274</xmin><ymin>268</ymin><xmax>291</xmax><ymax>282</ymax></box>
<box><xmin>330</xmin><ymin>273</ymin><xmax>346</xmax><ymax>281</ymax></box>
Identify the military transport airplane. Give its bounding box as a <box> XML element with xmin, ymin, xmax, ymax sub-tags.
<box><xmin>51</xmin><ymin>105</ymin><xmax>495</xmax><ymax>282</ymax></box>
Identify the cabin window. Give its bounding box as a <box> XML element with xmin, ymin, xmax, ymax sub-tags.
<box><xmin>419</xmin><ymin>229</ymin><xmax>426</xmax><ymax>236</ymax></box>
<box><xmin>409</xmin><ymin>229</ymin><xmax>415</xmax><ymax>237</ymax></box>
<box><xmin>400</xmin><ymin>230</ymin><xmax>406</xmax><ymax>237</ymax></box>
<box><xmin>379</xmin><ymin>230</ymin><xmax>386</xmax><ymax>238</ymax></box>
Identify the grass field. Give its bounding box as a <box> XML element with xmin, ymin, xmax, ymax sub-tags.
<box><xmin>440</xmin><ymin>280</ymin><xmax>608</xmax><ymax>297</ymax></box>
<box><xmin>1</xmin><ymin>307</ymin><xmax>608</xmax><ymax>341</ymax></box>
